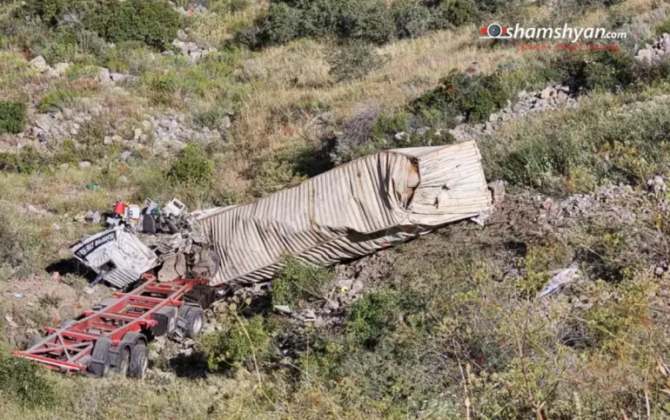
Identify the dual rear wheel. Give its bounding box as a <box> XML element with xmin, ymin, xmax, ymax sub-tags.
<box><xmin>89</xmin><ymin>334</ymin><xmax>148</xmax><ymax>378</ymax></box>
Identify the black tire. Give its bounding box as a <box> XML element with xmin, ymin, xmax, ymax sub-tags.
<box><xmin>182</xmin><ymin>306</ymin><xmax>204</xmax><ymax>338</ymax></box>
<box><xmin>89</xmin><ymin>337</ymin><xmax>112</xmax><ymax>377</ymax></box>
<box><xmin>112</xmin><ymin>345</ymin><xmax>131</xmax><ymax>376</ymax></box>
<box><xmin>128</xmin><ymin>341</ymin><xmax>148</xmax><ymax>378</ymax></box>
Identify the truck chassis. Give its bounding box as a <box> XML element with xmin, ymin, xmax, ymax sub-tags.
<box><xmin>12</xmin><ymin>275</ymin><xmax>212</xmax><ymax>377</ymax></box>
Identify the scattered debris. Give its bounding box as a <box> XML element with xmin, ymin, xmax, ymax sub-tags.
<box><xmin>11</xmin><ymin>293</ymin><xmax>23</xmax><ymax>299</ymax></box>
<box><xmin>538</xmin><ymin>267</ymin><xmax>580</xmax><ymax>299</ymax></box>
<box><xmin>4</xmin><ymin>315</ymin><xmax>17</xmax><ymax>328</ymax></box>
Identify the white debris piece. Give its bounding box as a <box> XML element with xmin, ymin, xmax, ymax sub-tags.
<box><xmin>538</xmin><ymin>267</ymin><xmax>580</xmax><ymax>299</ymax></box>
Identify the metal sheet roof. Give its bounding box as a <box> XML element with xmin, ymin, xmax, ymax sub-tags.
<box><xmin>197</xmin><ymin>141</ymin><xmax>491</xmax><ymax>286</ymax></box>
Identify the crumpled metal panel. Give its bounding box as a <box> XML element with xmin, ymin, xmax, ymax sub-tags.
<box><xmin>197</xmin><ymin>141</ymin><xmax>491</xmax><ymax>286</ymax></box>
<box><xmin>71</xmin><ymin>227</ymin><xmax>158</xmax><ymax>288</ymax></box>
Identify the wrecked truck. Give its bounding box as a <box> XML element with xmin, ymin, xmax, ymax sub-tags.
<box><xmin>14</xmin><ymin>141</ymin><xmax>492</xmax><ymax>377</ymax></box>
<box><xmin>72</xmin><ymin>141</ymin><xmax>492</xmax><ymax>289</ymax></box>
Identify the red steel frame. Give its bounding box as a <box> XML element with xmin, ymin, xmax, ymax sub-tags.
<box><xmin>12</xmin><ymin>275</ymin><xmax>207</xmax><ymax>373</ymax></box>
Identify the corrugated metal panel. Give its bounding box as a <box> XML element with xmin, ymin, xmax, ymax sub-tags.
<box><xmin>197</xmin><ymin>141</ymin><xmax>491</xmax><ymax>286</ymax></box>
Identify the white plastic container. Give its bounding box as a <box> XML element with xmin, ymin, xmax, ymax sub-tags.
<box><xmin>126</xmin><ymin>204</ymin><xmax>141</xmax><ymax>224</ymax></box>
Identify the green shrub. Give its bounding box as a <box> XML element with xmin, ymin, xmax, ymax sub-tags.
<box><xmin>654</xmin><ymin>18</ymin><xmax>670</xmax><ymax>36</ymax></box>
<box><xmin>328</xmin><ymin>41</ymin><xmax>383</xmax><ymax>82</ymax></box>
<box><xmin>347</xmin><ymin>288</ymin><xmax>401</xmax><ymax>346</ymax></box>
<box><xmin>391</xmin><ymin>1</ymin><xmax>432</xmax><ymax>39</ymax></box>
<box><xmin>298</xmin><ymin>0</ymin><xmax>345</xmax><ymax>38</ymax></box>
<box><xmin>431</xmin><ymin>0</ymin><xmax>478</xmax><ymax>29</ymax></box>
<box><xmin>167</xmin><ymin>143</ymin><xmax>215</xmax><ymax>187</ymax></box>
<box><xmin>413</xmin><ymin>70</ymin><xmax>509</xmax><ymax>124</ymax></box>
<box><xmin>473</xmin><ymin>0</ymin><xmax>517</xmax><ymax>13</ymax></box>
<box><xmin>337</xmin><ymin>0</ymin><xmax>395</xmax><ymax>45</ymax></box>
<box><xmin>0</xmin><ymin>102</ymin><xmax>27</xmax><ymax>134</ymax></box>
<box><xmin>0</xmin><ymin>348</ymin><xmax>55</xmax><ymax>408</ymax></box>
<box><xmin>550</xmin><ymin>51</ymin><xmax>637</xmax><ymax>92</ymax></box>
<box><xmin>20</xmin><ymin>0</ymin><xmax>89</xmax><ymax>26</ymax></box>
<box><xmin>84</xmin><ymin>0</ymin><xmax>179</xmax><ymax>48</ymax></box>
<box><xmin>193</xmin><ymin>107</ymin><xmax>226</xmax><ymax>129</ymax></box>
<box><xmin>38</xmin><ymin>90</ymin><xmax>77</xmax><ymax>112</ymax></box>
<box><xmin>272</xmin><ymin>257</ymin><xmax>334</xmax><ymax>307</ymax></box>
<box><xmin>263</xmin><ymin>3</ymin><xmax>304</xmax><ymax>45</ymax></box>
<box><xmin>64</xmin><ymin>63</ymin><xmax>100</xmax><ymax>80</ymax></box>
<box><xmin>211</xmin><ymin>0</ymin><xmax>250</xmax><ymax>13</ymax></box>
<box><xmin>584</xmin><ymin>51</ymin><xmax>636</xmax><ymax>92</ymax></box>
<box><xmin>198</xmin><ymin>315</ymin><xmax>272</xmax><ymax>372</ymax></box>
<box><xmin>0</xmin><ymin>147</ymin><xmax>42</xmax><ymax>174</ymax></box>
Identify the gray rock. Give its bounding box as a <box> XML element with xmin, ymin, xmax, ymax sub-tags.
<box><xmin>78</xmin><ymin>161</ymin><xmax>92</xmax><ymax>169</ymax></box>
<box><xmin>636</xmin><ymin>48</ymin><xmax>654</xmax><ymax>62</ymax></box>
<box><xmin>120</xmin><ymin>151</ymin><xmax>133</xmax><ymax>161</ymax></box>
<box><xmin>133</xmin><ymin>128</ymin><xmax>142</xmax><ymax>141</ymax></box>
<box><xmin>274</xmin><ymin>305</ymin><xmax>293</xmax><ymax>315</ymax></box>
<box><xmin>97</xmin><ymin>67</ymin><xmax>112</xmax><ymax>83</ymax></box>
<box><xmin>53</xmin><ymin>62</ymin><xmax>70</xmax><ymax>76</ymax></box>
<box><xmin>351</xmin><ymin>280</ymin><xmax>364</xmax><ymax>294</ymax></box>
<box><xmin>29</xmin><ymin>56</ymin><xmax>49</xmax><ymax>72</ymax></box>
<box><xmin>110</xmin><ymin>73</ymin><xmax>127</xmax><ymax>82</ymax></box>
<box><xmin>35</xmin><ymin>114</ymin><xmax>55</xmax><ymax>132</ymax></box>
<box><xmin>540</xmin><ymin>87</ymin><xmax>557</xmax><ymax>99</ymax></box>
<box><xmin>177</xmin><ymin>29</ymin><xmax>188</xmax><ymax>41</ymax></box>
<box><xmin>326</xmin><ymin>300</ymin><xmax>340</xmax><ymax>311</ymax></box>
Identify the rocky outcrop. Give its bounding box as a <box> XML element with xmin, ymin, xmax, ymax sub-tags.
<box><xmin>449</xmin><ymin>83</ymin><xmax>580</xmax><ymax>142</ymax></box>
<box><xmin>635</xmin><ymin>33</ymin><xmax>670</xmax><ymax>62</ymax></box>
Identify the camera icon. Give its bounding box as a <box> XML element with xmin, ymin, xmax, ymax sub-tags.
<box><xmin>480</xmin><ymin>23</ymin><xmax>509</xmax><ymax>38</ymax></box>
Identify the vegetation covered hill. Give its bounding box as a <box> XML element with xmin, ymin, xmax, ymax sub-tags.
<box><xmin>3</xmin><ymin>0</ymin><xmax>670</xmax><ymax>418</ymax></box>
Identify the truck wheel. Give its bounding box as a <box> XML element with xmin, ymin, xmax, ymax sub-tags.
<box><xmin>113</xmin><ymin>345</ymin><xmax>131</xmax><ymax>376</ymax></box>
<box><xmin>182</xmin><ymin>306</ymin><xmax>204</xmax><ymax>338</ymax></box>
<box><xmin>128</xmin><ymin>341</ymin><xmax>148</xmax><ymax>378</ymax></box>
<box><xmin>89</xmin><ymin>337</ymin><xmax>112</xmax><ymax>377</ymax></box>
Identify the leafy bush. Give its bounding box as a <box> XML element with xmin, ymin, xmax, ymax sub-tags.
<box><xmin>391</xmin><ymin>1</ymin><xmax>432</xmax><ymax>39</ymax></box>
<box><xmin>38</xmin><ymin>90</ymin><xmax>78</xmax><ymax>112</ymax></box>
<box><xmin>431</xmin><ymin>0</ymin><xmax>478</xmax><ymax>29</ymax></box>
<box><xmin>0</xmin><ymin>347</ymin><xmax>55</xmax><ymax>408</ymax></box>
<box><xmin>413</xmin><ymin>70</ymin><xmax>509</xmax><ymax>123</ymax></box>
<box><xmin>272</xmin><ymin>257</ymin><xmax>334</xmax><ymax>307</ymax></box>
<box><xmin>167</xmin><ymin>143</ymin><xmax>215</xmax><ymax>187</ymax></box>
<box><xmin>550</xmin><ymin>50</ymin><xmax>637</xmax><ymax>92</ymax></box>
<box><xmin>328</xmin><ymin>41</ymin><xmax>383</xmax><ymax>82</ymax></box>
<box><xmin>346</xmin><ymin>288</ymin><xmax>401</xmax><ymax>346</ymax></box>
<box><xmin>263</xmin><ymin>3</ymin><xmax>304</xmax><ymax>45</ymax></box>
<box><xmin>655</xmin><ymin>18</ymin><xmax>670</xmax><ymax>36</ymax></box>
<box><xmin>198</xmin><ymin>315</ymin><xmax>272</xmax><ymax>372</ymax></box>
<box><xmin>0</xmin><ymin>102</ymin><xmax>27</xmax><ymax>134</ymax></box>
<box><xmin>84</xmin><ymin>0</ymin><xmax>179</xmax><ymax>48</ymax></box>
<box><xmin>337</xmin><ymin>0</ymin><xmax>395</xmax><ymax>45</ymax></box>
<box><xmin>0</xmin><ymin>147</ymin><xmax>42</xmax><ymax>174</ymax></box>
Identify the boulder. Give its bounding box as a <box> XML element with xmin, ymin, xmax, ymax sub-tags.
<box><xmin>53</xmin><ymin>62</ymin><xmax>71</xmax><ymax>76</ymax></box>
<box><xmin>540</xmin><ymin>87</ymin><xmax>557</xmax><ymax>99</ymax></box>
<box><xmin>97</xmin><ymin>67</ymin><xmax>112</xmax><ymax>83</ymax></box>
<box><xmin>636</xmin><ymin>48</ymin><xmax>654</xmax><ymax>62</ymax></box>
<box><xmin>29</xmin><ymin>56</ymin><xmax>49</xmax><ymax>72</ymax></box>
